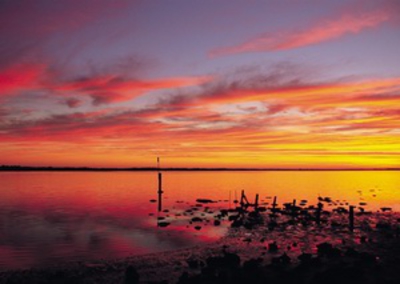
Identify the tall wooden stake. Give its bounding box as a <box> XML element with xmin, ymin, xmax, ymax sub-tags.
<box><xmin>157</xmin><ymin>157</ymin><xmax>163</xmax><ymax>212</ymax></box>
<box><xmin>158</xmin><ymin>172</ymin><xmax>163</xmax><ymax>212</ymax></box>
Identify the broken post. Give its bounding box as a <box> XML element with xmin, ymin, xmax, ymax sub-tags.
<box><xmin>349</xmin><ymin>205</ymin><xmax>354</xmax><ymax>232</ymax></box>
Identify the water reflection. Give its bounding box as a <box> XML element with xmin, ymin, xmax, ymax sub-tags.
<box><xmin>0</xmin><ymin>170</ymin><xmax>399</xmax><ymax>269</ymax></box>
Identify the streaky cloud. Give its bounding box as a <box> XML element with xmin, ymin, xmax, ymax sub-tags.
<box><xmin>210</xmin><ymin>8</ymin><xmax>391</xmax><ymax>57</ymax></box>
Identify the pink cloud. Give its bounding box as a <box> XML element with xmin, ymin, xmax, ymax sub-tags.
<box><xmin>210</xmin><ymin>9</ymin><xmax>391</xmax><ymax>56</ymax></box>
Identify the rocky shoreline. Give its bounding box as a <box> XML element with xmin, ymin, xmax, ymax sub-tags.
<box><xmin>1</xmin><ymin>201</ymin><xmax>399</xmax><ymax>284</ymax></box>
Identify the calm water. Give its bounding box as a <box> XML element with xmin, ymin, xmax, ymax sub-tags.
<box><xmin>0</xmin><ymin>170</ymin><xmax>399</xmax><ymax>270</ymax></box>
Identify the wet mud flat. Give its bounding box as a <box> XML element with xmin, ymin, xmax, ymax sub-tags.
<box><xmin>1</xmin><ymin>198</ymin><xmax>399</xmax><ymax>284</ymax></box>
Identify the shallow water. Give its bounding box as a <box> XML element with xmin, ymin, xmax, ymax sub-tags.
<box><xmin>0</xmin><ymin>170</ymin><xmax>399</xmax><ymax>270</ymax></box>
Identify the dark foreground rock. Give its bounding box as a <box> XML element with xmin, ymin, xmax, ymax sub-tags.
<box><xmin>1</xmin><ymin>238</ymin><xmax>399</xmax><ymax>284</ymax></box>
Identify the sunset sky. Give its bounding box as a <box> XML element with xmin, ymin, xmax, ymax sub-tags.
<box><xmin>1</xmin><ymin>0</ymin><xmax>400</xmax><ymax>168</ymax></box>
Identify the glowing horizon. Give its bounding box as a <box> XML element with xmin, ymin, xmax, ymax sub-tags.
<box><xmin>1</xmin><ymin>0</ymin><xmax>400</xmax><ymax>169</ymax></box>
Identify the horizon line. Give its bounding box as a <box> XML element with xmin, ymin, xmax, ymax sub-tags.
<box><xmin>1</xmin><ymin>165</ymin><xmax>399</xmax><ymax>171</ymax></box>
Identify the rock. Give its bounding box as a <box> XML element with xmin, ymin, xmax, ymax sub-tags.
<box><xmin>187</xmin><ymin>259</ymin><xmax>201</xmax><ymax>269</ymax></box>
<box><xmin>177</xmin><ymin>272</ymin><xmax>190</xmax><ymax>284</ymax></box>
<box><xmin>358</xmin><ymin>252</ymin><xmax>377</xmax><ymax>264</ymax></box>
<box><xmin>196</xmin><ymin>199</ymin><xmax>215</xmax><ymax>204</ymax></box>
<box><xmin>376</xmin><ymin>222</ymin><xmax>391</xmax><ymax>230</ymax></box>
<box><xmin>224</xmin><ymin>252</ymin><xmax>241</xmax><ymax>268</ymax></box>
<box><xmin>317</xmin><ymin>242</ymin><xmax>332</xmax><ymax>255</ymax></box>
<box><xmin>228</xmin><ymin>214</ymin><xmax>239</xmax><ymax>221</ymax></box>
<box><xmin>243</xmin><ymin>258</ymin><xmax>262</xmax><ymax>271</ymax></box>
<box><xmin>268</xmin><ymin>221</ymin><xmax>278</xmax><ymax>231</ymax></box>
<box><xmin>158</xmin><ymin>221</ymin><xmax>170</xmax><ymax>227</ymax></box>
<box><xmin>243</xmin><ymin>237</ymin><xmax>252</xmax><ymax>244</ymax></box>
<box><xmin>231</xmin><ymin>219</ymin><xmax>243</xmax><ymax>228</ymax></box>
<box><xmin>298</xmin><ymin>253</ymin><xmax>312</xmax><ymax>263</ymax></box>
<box><xmin>248</xmin><ymin>211</ymin><xmax>260</xmax><ymax>218</ymax></box>
<box><xmin>125</xmin><ymin>265</ymin><xmax>140</xmax><ymax>284</ymax></box>
<box><xmin>213</xmin><ymin>220</ymin><xmax>221</xmax><ymax>226</ymax></box>
<box><xmin>318</xmin><ymin>196</ymin><xmax>332</xmax><ymax>203</ymax></box>
<box><xmin>271</xmin><ymin>254</ymin><xmax>289</xmax><ymax>266</ymax></box>
<box><xmin>191</xmin><ymin>217</ymin><xmax>203</xmax><ymax>222</ymax></box>
<box><xmin>206</xmin><ymin>252</ymin><xmax>240</xmax><ymax>271</ymax></box>
<box><xmin>345</xmin><ymin>248</ymin><xmax>359</xmax><ymax>257</ymax></box>
<box><xmin>243</xmin><ymin>222</ymin><xmax>254</xmax><ymax>230</ymax></box>
<box><xmin>381</xmin><ymin>207</ymin><xmax>392</xmax><ymax>212</ymax></box>
<box><xmin>268</xmin><ymin>241</ymin><xmax>278</xmax><ymax>252</ymax></box>
<box><xmin>317</xmin><ymin>242</ymin><xmax>341</xmax><ymax>258</ymax></box>
<box><xmin>280</xmin><ymin>253</ymin><xmax>291</xmax><ymax>264</ymax></box>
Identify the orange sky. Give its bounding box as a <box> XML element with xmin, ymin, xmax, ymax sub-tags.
<box><xmin>1</xmin><ymin>0</ymin><xmax>400</xmax><ymax>168</ymax></box>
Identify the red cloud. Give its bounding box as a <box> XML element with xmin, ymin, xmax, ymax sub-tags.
<box><xmin>210</xmin><ymin>9</ymin><xmax>391</xmax><ymax>56</ymax></box>
<box><xmin>0</xmin><ymin>60</ymin><xmax>210</xmax><ymax>105</ymax></box>
<box><xmin>63</xmin><ymin>98</ymin><xmax>83</xmax><ymax>108</ymax></box>
<box><xmin>0</xmin><ymin>64</ymin><xmax>45</xmax><ymax>95</ymax></box>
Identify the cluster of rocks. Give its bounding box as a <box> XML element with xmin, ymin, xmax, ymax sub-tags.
<box><xmin>124</xmin><ymin>241</ymin><xmax>399</xmax><ymax>284</ymax></box>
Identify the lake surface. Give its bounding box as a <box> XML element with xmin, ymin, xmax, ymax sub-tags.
<box><xmin>0</xmin><ymin>170</ymin><xmax>399</xmax><ymax>270</ymax></box>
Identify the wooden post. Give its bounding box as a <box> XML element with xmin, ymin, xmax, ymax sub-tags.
<box><xmin>272</xmin><ymin>196</ymin><xmax>277</xmax><ymax>212</ymax></box>
<box><xmin>349</xmin><ymin>205</ymin><xmax>354</xmax><ymax>232</ymax></box>
<box><xmin>254</xmin><ymin>194</ymin><xmax>259</xmax><ymax>209</ymax></box>
<box><xmin>158</xmin><ymin>172</ymin><xmax>162</xmax><ymax>193</ymax></box>
<box><xmin>240</xmin><ymin>190</ymin><xmax>245</xmax><ymax>208</ymax></box>
<box><xmin>292</xmin><ymin>199</ymin><xmax>296</xmax><ymax>217</ymax></box>
<box><xmin>157</xmin><ymin>172</ymin><xmax>163</xmax><ymax>212</ymax></box>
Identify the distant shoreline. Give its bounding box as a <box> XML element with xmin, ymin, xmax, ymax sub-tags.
<box><xmin>1</xmin><ymin>165</ymin><xmax>399</xmax><ymax>171</ymax></box>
